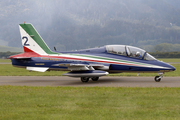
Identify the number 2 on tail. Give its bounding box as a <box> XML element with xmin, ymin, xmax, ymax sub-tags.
<box><xmin>22</xmin><ymin>37</ymin><xmax>29</xmax><ymax>46</ymax></box>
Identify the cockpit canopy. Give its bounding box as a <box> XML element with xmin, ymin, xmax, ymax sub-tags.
<box><xmin>106</xmin><ymin>45</ymin><xmax>156</xmax><ymax>61</ymax></box>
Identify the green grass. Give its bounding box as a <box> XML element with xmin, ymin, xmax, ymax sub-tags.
<box><xmin>0</xmin><ymin>59</ymin><xmax>10</xmax><ymax>62</ymax></box>
<box><xmin>158</xmin><ymin>58</ymin><xmax>180</xmax><ymax>63</ymax></box>
<box><xmin>0</xmin><ymin>58</ymin><xmax>179</xmax><ymax>76</ymax></box>
<box><xmin>0</xmin><ymin>64</ymin><xmax>67</xmax><ymax>76</ymax></box>
<box><xmin>0</xmin><ymin>64</ymin><xmax>179</xmax><ymax>76</ymax></box>
<box><xmin>0</xmin><ymin>86</ymin><xmax>180</xmax><ymax>120</ymax></box>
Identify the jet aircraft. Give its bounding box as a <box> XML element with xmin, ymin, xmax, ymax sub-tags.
<box><xmin>10</xmin><ymin>23</ymin><xmax>176</xmax><ymax>82</ymax></box>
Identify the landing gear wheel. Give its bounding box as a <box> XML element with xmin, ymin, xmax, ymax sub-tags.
<box><xmin>154</xmin><ymin>76</ymin><xmax>161</xmax><ymax>82</ymax></box>
<box><xmin>91</xmin><ymin>77</ymin><xmax>99</xmax><ymax>81</ymax></box>
<box><xmin>81</xmin><ymin>77</ymin><xmax>89</xmax><ymax>82</ymax></box>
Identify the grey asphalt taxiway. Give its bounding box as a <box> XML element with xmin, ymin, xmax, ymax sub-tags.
<box><xmin>0</xmin><ymin>76</ymin><xmax>179</xmax><ymax>87</ymax></box>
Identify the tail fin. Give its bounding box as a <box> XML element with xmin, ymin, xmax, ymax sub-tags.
<box><xmin>19</xmin><ymin>23</ymin><xmax>57</xmax><ymax>55</ymax></box>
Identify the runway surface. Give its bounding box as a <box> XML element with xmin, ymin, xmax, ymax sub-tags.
<box><xmin>0</xmin><ymin>76</ymin><xmax>180</xmax><ymax>87</ymax></box>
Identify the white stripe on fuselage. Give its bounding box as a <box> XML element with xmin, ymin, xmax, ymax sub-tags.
<box><xmin>45</xmin><ymin>54</ymin><xmax>171</xmax><ymax>70</ymax></box>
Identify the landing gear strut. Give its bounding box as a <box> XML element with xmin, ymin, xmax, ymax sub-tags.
<box><xmin>154</xmin><ymin>73</ymin><xmax>163</xmax><ymax>82</ymax></box>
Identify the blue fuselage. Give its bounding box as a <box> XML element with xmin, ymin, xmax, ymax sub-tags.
<box><xmin>11</xmin><ymin>46</ymin><xmax>176</xmax><ymax>73</ymax></box>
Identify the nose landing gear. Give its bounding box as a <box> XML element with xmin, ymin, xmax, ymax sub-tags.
<box><xmin>154</xmin><ymin>73</ymin><xmax>164</xmax><ymax>82</ymax></box>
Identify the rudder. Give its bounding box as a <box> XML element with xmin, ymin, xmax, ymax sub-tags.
<box><xmin>19</xmin><ymin>23</ymin><xmax>56</xmax><ymax>55</ymax></box>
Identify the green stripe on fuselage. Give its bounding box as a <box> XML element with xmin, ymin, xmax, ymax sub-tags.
<box><xmin>68</xmin><ymin>54</ymin><xmax>150</xmax><ymax>66</ymax></box>
<box><xmin>20</xmin><ymin>23</ymin><xmax>58</xmax><ymax>54</ymax></box>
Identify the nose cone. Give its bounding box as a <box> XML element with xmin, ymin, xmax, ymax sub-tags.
<box><xmin>169</xmin><ymin>64</ymin><xmax>176</xmax><ymax>71</ymax></box>
<box><xmin>160</xmin><ymin>61</ymin><xmax>176</xmax><ymax>71</ymax></box>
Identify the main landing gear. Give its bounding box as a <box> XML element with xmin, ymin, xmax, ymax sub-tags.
<box><xmin>81</xmin><ymin>77</ymin><xmax>99</xmax><ymax>82</ymax></box>
<box><xmin>154</xmin><ymin>73</ymin><xmax>164</xmax><ymax>82</ymax></box>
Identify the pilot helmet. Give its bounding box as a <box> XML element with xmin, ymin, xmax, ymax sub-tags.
<box><xmin>136</xmin><ymin>51</ymin><xmax>141</xmax><ymax>57</ymax></box>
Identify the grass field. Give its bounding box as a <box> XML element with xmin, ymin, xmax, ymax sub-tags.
<box><xmin>0</xmin><ymin>86</ymin><xmax>180</xmax><ymax>120</ymax></box>
<box><xmin>0</xmin><ymin>59</ymin><xmax>10</xmax><ymax>62</ymax></box>
<box><xmin>0</xmin><ymin>64</ymin><xmax>179</xmax><ymax>76</ymax></box>
<box><xmin>0</xmin><ymin>64</ymin><xmax>67</xmax><ymax>76</ymax></box>
<box><xmin>0</xmin><ymin>59</ymin><xmax>180</xmax><ymax>120</ymax></box>
<box><xmin>0</xmin><ymin>58</ymin><xmax>179</xmax><ymax>76</ymax></box>
<box><xmin>158</xmin><ymin>58</ymin><xmax>180</xmax><ymax>63</ymax></box>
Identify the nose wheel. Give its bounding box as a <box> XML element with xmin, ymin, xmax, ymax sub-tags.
<box><xmin>154</xmin><ymin>76</ymin><xmax>161</xmax><ymax>82</ymax></box>
<box><xmin>154</xmin><ymin>73</ymin><xmax>163</xmax><ymax>82</ymax></box>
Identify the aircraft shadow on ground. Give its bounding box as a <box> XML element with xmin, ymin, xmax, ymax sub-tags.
<box><xmin>60</xmin><ymin>79</ymin><xmax>122</xmax><ymax>86</ymax></box>
<box><xmin>16</xmin><ymin>78</ymin><xmax>124</xmax><ymax>86</ymax></box>
<box><xmin>13</xmin><ymin>77</ymin><xmax>159</xmax><ymax>86</ymax></box>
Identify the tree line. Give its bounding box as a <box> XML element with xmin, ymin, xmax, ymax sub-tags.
<box><xmin>149</xmin><ymin>51</ymin><xmax>180</xmax><ymax>58</ymax></box>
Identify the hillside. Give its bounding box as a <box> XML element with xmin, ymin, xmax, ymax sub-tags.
<box><xmin>0</xmin><ymin>46</ymin><xmax>22</xmax><ymax>52</ymax></box>
<box><xmin>1</xmin><ymin>0</ymin><xmax>180</xmax><ymax>52</ymax></box>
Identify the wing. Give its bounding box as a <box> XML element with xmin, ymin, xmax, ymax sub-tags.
<box><xmin>52</xmin><ymin>62</ymin><xmax>109</xmax><ymax>77</ymax></box>
<box><xmin>52</xmin><ymin>63</ymin><xmax>109</xmax><ymax>71</ymax></box>
<box><xmin>10</xmin><ymin>57</ymin><xmax>31</xmax><ymax>59</ymax></box>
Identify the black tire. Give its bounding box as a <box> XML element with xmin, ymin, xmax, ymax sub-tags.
<box><xmin>154</xmin><ymin>76</ymin><xmax>161</xmax><ymax>82</ymax></box>
<box><xmin>91</xmin><ymin>77</ymin><xmax>99</xmax><ymax>81</ymax></box>
<box><xmin>81</xmin><ymin>77</ymin><xmax>89</xmax><ymax>82</ymax></box>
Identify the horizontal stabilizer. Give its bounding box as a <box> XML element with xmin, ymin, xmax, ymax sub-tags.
<box><xmin>9</xmin><ymin>50</ymin><xmax>40</xmax><ymax>59</ymax></box>
<box><xmin>26</xmin><ymin>67</ymin><xmax>49</xmax><ymax>72</ymax></box>
<box><xmin>10</xmin><ymin>57</ymin><xmax>31</xmax><ymax>59</ymax></box>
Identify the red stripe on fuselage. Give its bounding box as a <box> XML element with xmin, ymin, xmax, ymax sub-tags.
<box><xmin>40</xmin><ymin>55</ymin><xmax>145</xmax><ymax>67</ymax></box>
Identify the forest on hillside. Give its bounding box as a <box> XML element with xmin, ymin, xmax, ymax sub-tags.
<box><xmin>1</xmin><ymin>0</ymin><xmax>180</xmax><ymax>52</ymax></box>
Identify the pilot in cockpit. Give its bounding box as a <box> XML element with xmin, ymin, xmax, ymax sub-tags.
<box><xmin>135</xmin><ymin>51</ymin><xmax>141</xmax><ymax>58</ymax></box>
